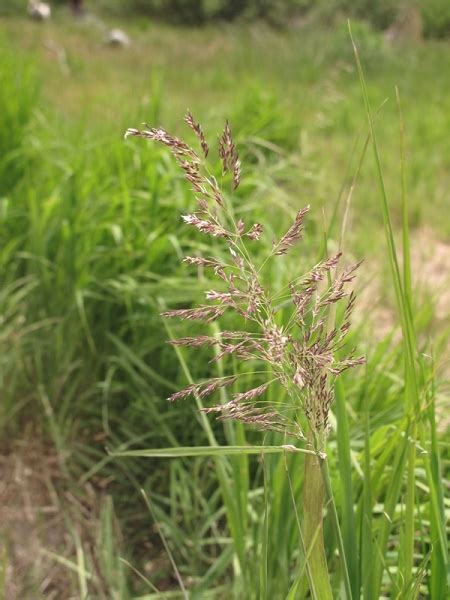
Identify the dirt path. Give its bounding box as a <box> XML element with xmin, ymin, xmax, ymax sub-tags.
<box><xmin>0</xmin><ymin>434</ymin><xmax>71</xmax><ymax>599</ymax></box>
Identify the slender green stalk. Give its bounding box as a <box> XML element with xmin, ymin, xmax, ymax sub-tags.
<box><xmin>401</xmin><ymin>420</ymin><xmax>417</xmax><ymax>590</ymax></box>
<box><xmin>260</xmin><ymin>454</ymin><xmax>269</xmax><ymax>600</ymax></box>
<box><xmin>396</xmin><ymin>86</ymin><xmax>416</xmax><ymax>592</ymax></box>
<box><xmin>320</xmin><ymin>456</ymin><xmax>353</xmax><ymax>600</ymax></box>
<box><xmin>284</xmin><ymin>451</ymin><xmax>316</xmax><ymax>599</ymax></box>
<box><xmin>361</xmin><ymin>385</ymin><xmax>373</xmax><ymax>600</ymax></box>
<box><xmin>396</xmin><ymin>87</ymin><xmax>412</xmax><ymax>302</ymax></box>
<box><xmin>427</xmin><ymin>355</ymin><xmax>449</xmax><ymax>598</ymax></box>
<box><xmin>301</xmin><ymin>434</ymin><xmax>333</xmax><ymax>600</ymax></box>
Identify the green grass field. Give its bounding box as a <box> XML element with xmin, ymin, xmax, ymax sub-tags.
<box><xmin>0</xmin><ymin>10</ymin><xmax>449</xmax><ymax>599</ymax></box>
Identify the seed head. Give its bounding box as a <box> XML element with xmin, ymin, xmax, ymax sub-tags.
<box><xmin>126</xmin><ymin>115</ymin><xmax>364</xmax><ymax>443</ymax></box>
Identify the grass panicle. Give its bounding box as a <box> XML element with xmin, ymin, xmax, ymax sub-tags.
<box><xmin>126</xmin><ymin>115</ymin><xmax>365</xmax><ymax>596</ymax></box>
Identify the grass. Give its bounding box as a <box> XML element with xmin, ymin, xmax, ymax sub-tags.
<box><xmin>0</xmin><ymin>9</ymin><xmax>449</xmax><ymax>598</ymax></box>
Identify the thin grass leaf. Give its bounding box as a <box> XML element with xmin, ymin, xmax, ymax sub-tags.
<box><xmin>120</xmin><ymin>558</ymin><xmax>160</xmax><ymax>594</ymax></box>
<box><xmin>41</xmin><ymin>546</ymin><xmax>91</xmax><ymax>582</ymax></box>
<box><xmin>111</xmin><ymin>445</ymin><xmax>318</xmax><ymax>459</ymax></box>
<box><xmin>394</xmin><ymin>85</ymin><xmax>417</xmax><ymax>594</ymax></box>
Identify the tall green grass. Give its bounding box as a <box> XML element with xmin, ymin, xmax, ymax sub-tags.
<box><xmin>112</xmin><ymin>31</ymin><xmax>449</xmax><ymax>598</ymax></box>
<box><xmin>0</xmin><ymin>18</ymin><xmax>448</xmax><ymax>598</ymax></box>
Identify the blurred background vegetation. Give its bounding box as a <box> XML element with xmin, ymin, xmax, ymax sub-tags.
<box><xmin>0</xmin><ymin>0</ymin><xmax>450</xmax><ymax>35</ymax></box>
<box><xmin>0</xmin><ymin>1</ymin><xmax>449</xmax><ymax>598</ymax></box>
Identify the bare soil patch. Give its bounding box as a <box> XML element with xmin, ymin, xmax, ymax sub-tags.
<box><xmin>0</xmin><ymin>431</ymin><xmax>73</xmax><ymax>599</ymax></box>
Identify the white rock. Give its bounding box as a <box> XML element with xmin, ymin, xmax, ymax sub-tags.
<box><xmin>28</xmin><ymin>0</ymin><xmax>51</xmax><ymax>21</ymax></box>
<box><xmin>105</xmin><ymin>29</ymin><xmax>130</xmax><ymax>47</ymax></box>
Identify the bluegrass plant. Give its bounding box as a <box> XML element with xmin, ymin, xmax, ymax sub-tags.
<box><xmin>123</xmin><ymin>117</ymin><xmax>364</xmax><ymax>598</ymax></box>
<box><xmin>118</xmin><ymin>43</ymin><xmax>449</xmax><ymax>599</ymax></box>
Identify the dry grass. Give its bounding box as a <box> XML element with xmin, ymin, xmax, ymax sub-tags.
<box><xmin>0</xmin><ymin>429</ymin><xmax>125</xmax><ymax>599</ymax></box>
<box><xmin>0</xmin><ymin>431</ymin><xmax>71</xmax><ymax>599</ymax></box>
<box><xmin>126</xmin><ymin>116</ymin><xmax>366</xmax><ymax>597</ymax></box>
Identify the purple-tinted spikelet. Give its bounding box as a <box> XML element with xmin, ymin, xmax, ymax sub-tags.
<box><xmin>126</xmin><ymin>115</ymin><xmax>364</xmax><ymax>443</ymax></box>
<box><xmin>219</xmin><ymin>120</ymin><xmax>241</xmax><ymax>190</ymax></box>
<box><xmin>246</xmin><ymin>223</ymin><xmax>263</xmax><ymax>241</ymax></box>
<box><xmin>168</xmin><ymin>377</ymin><xmax>237</xmax><ymax>403</ymax></box>
<box><xmin>185</xmin><ymin>111</ymin><xmax>209</xmax><ymax>158</ymax></box>
<box><xmin>272</xmin><ymin>205</ymin><xmax>310</xmax><ymax>256</ymax></box>
<box><xmin>181</xmin><ymin>214</ymin><xmax>231</xmax><ymax>238</ymax></box>
<box><xmin>169</xmin><ymin>335</ymin><xmax>218</xmax><ymax>347</ymax></box>
<box><xmin>162</xmin><ymin>305</ymin><xmax>226</xmax><ymax>322</ymax></box>
<box><xmin>233</xmin><ymin>383</ymin><xmax>270</xmax><ymax>402</ymax></box>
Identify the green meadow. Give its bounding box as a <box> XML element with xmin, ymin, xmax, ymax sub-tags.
<box><xmin>0</xmin><ymin>9</ymin><xmax>449</xmax><ymax>599</ymax></box>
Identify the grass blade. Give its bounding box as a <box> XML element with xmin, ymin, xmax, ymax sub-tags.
<box><xmin>361</xmin><ymin>386</ymin><xmax>373</xmax><ymax>600</ymax></box>
<box><xmin>111</xmin><ymin>445</ymin><xmax>319</xmax><ymax>458</ymax></box>
<box><xmin>334</xmin><ymin>379</ymin><xmax>359</xmax><ymax>599</ymax></box>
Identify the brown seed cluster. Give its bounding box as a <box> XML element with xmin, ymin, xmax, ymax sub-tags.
<box><xmin>167</xmin><ymin>376</ymin><xmax>237</xmax><ymax>403</ymax></box>
<box><xmin>126</xmin><ymin>114</ymin><xmax>364</xmax><ymax>442</ymax></box>
<box><xmin>185</xmin><ymin>110</ymin><xmax>209</xmax><ymax>158</ymax></box>
<box><xmin>272</xmin><ymin>205</ymin><xmax>310</xmax><ymax>256</ymax></box>
<box><xmin>218</xmin><ymin>120</ymin><xmax>241</xmax><ymax>190</ymax></box>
